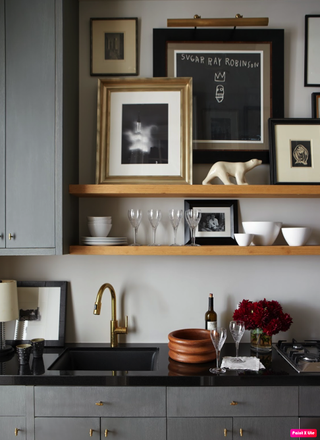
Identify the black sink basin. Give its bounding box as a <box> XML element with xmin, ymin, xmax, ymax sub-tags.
<box><xmin>48</xmin><ymin>347</ymin><xmax>159</xmax><ymax>371</ymax></box>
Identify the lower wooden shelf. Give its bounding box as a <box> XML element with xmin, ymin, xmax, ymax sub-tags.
<box><xmin>69</xmin><ymin>245</ymin><xmax>320</xmax><ymax>256</ymax></box>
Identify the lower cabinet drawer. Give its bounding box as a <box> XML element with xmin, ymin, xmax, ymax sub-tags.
<box><xmin>35</xmin><ymin>386</ymin><xmax>166</xmax><ymax>417</ymax></box>
<box><xmin>102</xmin><ymin>417</ymin><xmax>166</xmax><ymax>440</ymax></box>
<box><xmin>299</xmin><ymin>387</ymin><xmax>320</xmax><ymax>416</ymax></box>
<box><xmin>167</xmin><ymin>417</ymin><xmax>232</xmax><ymax>440</ymax></box>
<box><xmin>0</xmin><ymin>417</ymin><xmax>26</xmax><ymax>439</ymax></box>
<box><xmin>167</xmin><ymin>386</ymin><xmax>298</xmax><ymax>417</ymax></box>
<box><xmin>0</xmin><ymin>386</ymin><xmax>26</xmax><ymax>416</ymax></box>
<box><xmin>35</xmin><ymin>417</ymin><xmax>100</xmax><ymax>440</ymax></box>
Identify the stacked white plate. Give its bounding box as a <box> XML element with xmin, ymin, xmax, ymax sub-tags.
<box><xmin>82</xmin><ymin>236</ymin><xmax>127</xmax><ymax>246</ymax></box>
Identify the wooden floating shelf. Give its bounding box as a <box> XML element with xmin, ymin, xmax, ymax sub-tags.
<box><xmin>69</xmin><ymin>245</ymin><xmax>320</xmax><ymax>256</ymax></box>
<box><xmin>69</xmin><ymin>184</ymin><xmax>320</xmax><ymax>199</ymax></box>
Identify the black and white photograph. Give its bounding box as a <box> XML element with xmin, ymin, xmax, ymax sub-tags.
<box><xmin>184</xmin><ymin>200</ymin><xmax>238</xmax><ymax>245</ymax></box>
<box><xmin>105</xmin><ymin>32</ymin><xmax>124</xmax><ymax>60</ymax></box>
<box><xmin>121</xmin><ymin>103</ymin><xmax>168</xmax><ymax>164</ymax></box>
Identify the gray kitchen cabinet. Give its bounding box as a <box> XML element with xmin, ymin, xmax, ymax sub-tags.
<box><xmin>0</xmin><ymin>386</ymin><xmax>27</xmax><ymax>439</ymax></box>
<box><xmin>0</xmin><ymin>0</ymin><xmax>78</xmax><ymax>255</ymax></box>
<box><xmin>167</xmin><ymin>386</ymin><xmax>299</xmax><ymax>439</ymax></box>
<box><xmin>299</xmin><ymin>386</ymin><xmax>320</xmax><ymax>416</ymax></box>
<box><xmin>35</xmin><ymin>417</ymin><xmax>100</xmax><ymax>440</ymax></box>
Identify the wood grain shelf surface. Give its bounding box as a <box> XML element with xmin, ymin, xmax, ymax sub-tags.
<box><xmin>69</xmin><ymin>245</ymin><xmax>320</xmax><ymax>256</ymax></box>
<box><xmin>69</xmin><ymin>184</ymin><xmax>320</xmax><ymax>199</ymax></box>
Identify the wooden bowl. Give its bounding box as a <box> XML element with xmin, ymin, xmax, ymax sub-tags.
<box><xmin>168</xmin><ymin>328</ymin><xmax>216</xmax><ymax>364</ymax></box>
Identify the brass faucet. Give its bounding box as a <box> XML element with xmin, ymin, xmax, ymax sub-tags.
<box><xmin>93</xmin><ymin>283</ymin><xmax>128</xmax><ymax>348</ymax></box>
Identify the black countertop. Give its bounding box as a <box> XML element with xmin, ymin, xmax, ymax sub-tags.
<box><xmin>1</xmin><ymin>342</ymin><xmax>320</xmax><ymax>387</ymax></box>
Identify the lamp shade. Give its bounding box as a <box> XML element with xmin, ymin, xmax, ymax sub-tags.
<box><xmin>0</xmin><ymin>280</ymin><xmax>19</xmax><ymax>322</ymax></box>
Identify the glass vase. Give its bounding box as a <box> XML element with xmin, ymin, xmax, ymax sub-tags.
<box><xmin>250</xmin><ymin>328</ymin><xmax>272</xmax><ymax>352</ymax></box>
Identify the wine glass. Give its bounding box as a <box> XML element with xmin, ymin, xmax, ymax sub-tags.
<box><xmin>209</xmin><ymin>327</ymin><xmax>227</xmax><ymax>374</ymax></box>
<box><xmin>185</xmin><ymin>209</ymin><xmax>202</xmax><ymax>246</ymax></box>
<box><xmin>148</xmin><ymin>209</ymin><xmax>162</xmax><ymax>245</ymax></box>
<box><xmin>229</xmin><ymin>320</ymin><xmax>246</xmax><ymax>362</ymax></box>
<box><xmin>169</xmin><ymin>209</ymin><xmax>183</xmax><ymax>246</ymax></box>
<box><xmin>127</xmin><ymin>209</ymin><xmax>142</xmax><ymax>246</ymax></box>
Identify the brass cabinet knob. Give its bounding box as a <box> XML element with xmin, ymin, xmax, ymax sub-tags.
<box><xmin>95</xmin><ymin>401</ymin><xmax>104</xmax><ymax>406</ymax></box>
<box><xmin>8</xmin><ymin>233</ymin><xmax>15</xmax><ymax>240</ymax></box>
<box><xmin>230</xmin><ymin>401</ymin><xmax>238</xmax><ymax>405</ymax></box>
<box><xmin>224</xmin><ymin>428</ymin><xmax>227</xmax><ymax>437</ymax></box>
<box><xmin>89</xmin><ymin>429</ymin><xmax>94</xmax><ymax>437</ymax></box>
<box><xmin>105</xmin><ymin>430</ymin><xmax>108</xmax><ymax>437</ymax></box>
<box><xmin>240</xmin><ymin>428</ymin><xmax>243</xmax><ymax>437</ymax></box>
<box><xmin>14</xmin><ymin>429</ymin><xmax>20</xmax><ymax>436</ymax></box>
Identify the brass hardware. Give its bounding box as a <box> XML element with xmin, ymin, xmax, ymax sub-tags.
<box><xmin>230</xmin><ymin>401</ymin><xmax>238</xmax><ymax>405</ymax></box>
<box><xmin>224</xmin><ymin>428</ymin><xmax>227</xmax><ymax>437</ymax></box>
<box><xmin>8</xmin><ymin>233</ymin><xmax>15</xmax><ymax>240</ymax></box>
<box><xmin>95</xmin><ymin>401</ymin><xmax>103</xmax><ymax>406</ymax></box>
<box><xmin>167</xmin><ymin>15</ymin><xmax>269</xmax><ymax>28</ymax></box>
<box><xmin>89</xmin><ymin>429</ymin><xmax>94</xmax><ymax>437</ymax></box>
<box><xmin>14</xmin><ymin>428</ymin><xmax>20</xmax><ymax>436</ymax></box>
<box><xmin>105</xmin><ymin>430</ymin><xmax>108</xmax><ymax>438</ymax></box>
<box><xmin>240</xmin><ymin>428</ymin><xmax>243</xmax><ymax>437</ymax></box>
<box><xmin>93</xmin><ymin>283</ymin><xmax>128</xmax><ymax>348</ymax></box>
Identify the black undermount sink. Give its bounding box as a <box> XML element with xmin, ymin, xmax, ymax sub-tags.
<box><xmin>48</xmin><ymin>347</ymin><xmax>159</xmax><ymax>371</ymax></box>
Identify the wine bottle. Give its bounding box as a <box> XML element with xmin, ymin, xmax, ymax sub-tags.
<box><xmin>205</xmin><ymin>293</ymin><xmax>217</xmax><ymax>330</ymax></box>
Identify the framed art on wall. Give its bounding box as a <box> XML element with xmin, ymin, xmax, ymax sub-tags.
<box><xmin>312</xmin><ymin>93</ymin><xmax>320</xmax><ymax>118</ymax></box>
<box><xmin>184</xmin><ymin>199</ymin><xmax>238</xmax><ymax>245</ymax></box>
<box><xmin>153</xmin><ymin>28</ymin><xmax>284</xmax><ymax>164</ymax></box>
<box><xmin>304</xmin><ymin>15</ymin><xmax>320</xmax><ymax>86</ymax></box>
<box><xmin>90</xmin><ymin>18</ymin><xmax>138</xmax><ymax>76</ymax></box>
<box><xmin>95</xmin><ymin>77</ymin><xmax>192</xmax><ymax>184</ymax></box>
<box><xmin>269</xmin><ymin>118</ymin><xmax>320</xmax><ymax>185</ymax></box>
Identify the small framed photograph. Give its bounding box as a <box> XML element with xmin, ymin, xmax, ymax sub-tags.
<box><xmin>312</xmin><ymin>93</ymin><xmax>320</xmax><ymax>118</ymax></box>
<box><xmin>269</xmin><ymin>118</ymin><xmax>320</xmax><ymax>184</ymax></box>
<box><xmin>305</xmin><ymin>15</ymin><xmax>320</xmax><ymax>86</ymax></box>
<box><xmin>184</xmin><ymin>199</ymin><xmax>238</xmax><ymax>245</ymax></box>
<box><xmin>90</xmin><ymin>18</ymin><xmax>138</xmax><ymax>76</ymax></box>
<box><xmin>96</xmin><ymin>77</ymin><xmax>192</xmax><ymax>184</ymax></box>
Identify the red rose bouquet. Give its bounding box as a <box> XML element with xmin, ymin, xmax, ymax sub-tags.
<box><xmin>233</xmin><ymin>298</ymin><xmax>293</xmax><ymax>336</ymax></box>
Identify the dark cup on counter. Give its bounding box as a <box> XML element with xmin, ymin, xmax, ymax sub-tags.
<box><xmin>30</xmin><ymin>338</ymin><xmax>45</xmax><ymax>358</ymax></box>
<box><xmin>16</xmin><ymin>344</ymin><xmax>32</xmax><ymax>365</ymax></box>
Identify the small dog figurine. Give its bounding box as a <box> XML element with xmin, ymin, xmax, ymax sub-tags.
<box><xmin>202</xmin><ymin>159</ymin><xmax>262</xmax><ymax>186</ymax></box>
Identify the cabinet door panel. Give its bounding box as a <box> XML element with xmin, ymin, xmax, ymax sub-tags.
<box><xmin>167</xmin><ymin>418</ymin><xmax>232</xmax><ymax>440</ymax></box>
<box><xmin>0</xmin><ymin>386</ymin><xmax>26</xmax><ymax>416</ymax></box>
<box><xmin>0</xmin><ymin>0</ymin><xmax>5</xmax><ymax>248</ymax></box>
<box><xmin>299</xmin><ymin>386</ymin><xmax>320</xmax><ymax>416</ymax></box>
<box><xmin>35</xmin><ymin>417</ymin><xmax>100</xmax><ymax>440</ymax></box>
<box><xmin>0</xmin><ymin>417</ymin><xmax>26</xmax><ymax>439</ymax></box>
<box><xmin>5</xmin><ymin>0</ymin><xmax>55</xmax><ymax>248</ymax></box>
<box><xmin>233</xmin><ymin>417</ymin><xmax>298</xmax><ymax>440</ymax></box>
<box><xmin>102</xmin><ymin>418</ymin><xmax>166</xmax><ymax>440</ymax></box>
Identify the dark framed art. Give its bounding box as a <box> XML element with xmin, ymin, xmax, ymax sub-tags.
<box><xmin>304</xmin><ymin>15</ymin><xmax>320</xmax><ymax>87</ymax></box>
<box><xmin>6</xmin><ymin>281</ymin><xmax>68</xmax><ymax>347</ymax></box>
<box><xmin>153</xmin><ymin>28</ymin><xmax>284</xmax><ymax>164</ymax></box>
<box><xmin>184</xmin><ymin>199</ymin><xmax>238</xmax><ymax>245</ymax></box>
<box><xmin>95</xmin><ymin>77</ymin><xmax>192</xmax><ymax>184</ymax></box>
<box><xmin>312</xmin><ymin>93</ymin><xmax>320</xmax><ymax>118</ymax></box>
<box><xmin>269</xmin><ymin>118</ymin><xmax>320</xmax><ymax>185</ymax></box>
<box><xmin>90</xmin><ymin>18</ymin><xmax>138</xmax><ymax>76</ymax></box>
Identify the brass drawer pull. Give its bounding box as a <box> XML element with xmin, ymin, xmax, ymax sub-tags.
<box><xmin>224</xmin><ymin>428</ymin><xmax>227</xmax><ymax>437</ymax></box>
<box><xmin>240</xmin><ymin>428</ymin><xmax>243</xmax><ymax>437</ymax></box>
<box><xmin>230</xmin><ymin>401</ymin><xmax>238</xmax><ymax>405</ymax></box>
<box><xmin>105</xmin><ymin>429</ymin><xmax>108</xmax><ymax>437</ymax></box>
<box><xmin>14</xmin><ymin>429</ymin><xmax>20</xmax><ymax>436</ymax></box>
<box><xmin>8</xmin><ymin>233</ymin><xmax>15</xmax><ymax>240</ymax></box>
<box><xmin>95</xmin><ymin>401</ymin><xmax>104</xmax><ymax>406</ymax></box>
<box><xmin>89</xmin><ymin>429</ymin><xmax>94</xmax><ymax>437</ymax></box>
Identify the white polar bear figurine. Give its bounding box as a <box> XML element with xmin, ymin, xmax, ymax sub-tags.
<box><xmin>202</xmin><ymin>158</ymin><xmax>262</xmax><ymax>186</ymax></box>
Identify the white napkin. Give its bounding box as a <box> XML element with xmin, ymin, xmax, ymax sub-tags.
<box><xmin>221</xmin><ymin>356</ymin><xmax>265</xmax><ymax>371</ymax></box>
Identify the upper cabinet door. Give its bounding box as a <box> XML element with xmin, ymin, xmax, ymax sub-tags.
<box><xmin>5</xmin><ymin>0</ymin><xmax>55</xmax><ymax>249</ymax></box>
<box><xmin>0</xmin><ymin>0</ymin><xmax>5</xmax><ymax>249</ymax></box>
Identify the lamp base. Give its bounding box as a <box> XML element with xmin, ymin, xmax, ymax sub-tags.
<box><xmin>0</xmin><ymin>345</ymin><xmax>14</xmax><ymax>357</ymax></box>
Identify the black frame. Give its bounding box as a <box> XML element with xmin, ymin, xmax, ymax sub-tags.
<box><xmin>312</xmin><ymin>93</ymin><xmax>320</xmax><ymax>118</ymax></box>
<box><xmin>184</xmin><ymin>199</ymin><xmax>238</xmax><ymax>245</ymax></box>
<box><xmin>153</xmin><ymin>28</ymin><xmax>284</xmax><ymax>164</ymax></box>
<box><xmin>304</xmin><ymin>15</ymin><xmax>320</xmax><ymax>87</ymax></box>
<box><xmin>7</xmin><ymin>281</ymin><xmax>68</xmax><ymax>347</ymax></box>
<box><xmin>269</xmin><ymin>118</ymin><xmax>320</xmax><ymax>185</ymax></box>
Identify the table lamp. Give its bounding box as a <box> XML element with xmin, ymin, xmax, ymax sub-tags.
<box><xmin>0</xmin><ymin>280</ymin><xmax>19</xmax><ymax>356</ymax></box>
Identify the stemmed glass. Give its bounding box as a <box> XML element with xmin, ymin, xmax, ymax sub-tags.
<box><xmin>169</xmin><ymin>209</ymin><xmax>183</xmax><ymax>246</ymax></box>
<box><xmin>148</xmin><ymin>209</ymin><xmax>162</xmax><ymax>245</ymax></box>
<box><xmin>229</xmin><ymin>320</ymin><xmax>246</xmax><ymax>362</ymax></box>
<box><xmin>209</xmin><ymin>327</ymin><xmax>227</xmax><ymax>374</ymax></box>
<box><xmin>127</xmin><ymin>209</ymin><xmax>142</xmax><ymax>246</ymax></box>
<box><xmin>185</xmin><ymin>209</ymin><xmax>202</xmax><ymax>246</ymax></box>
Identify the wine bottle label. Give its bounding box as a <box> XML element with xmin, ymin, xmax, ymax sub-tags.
<box><xmin>206</xmin><ymin>321</ymin><xmax>217</xmax><ymax>330</ymax></box>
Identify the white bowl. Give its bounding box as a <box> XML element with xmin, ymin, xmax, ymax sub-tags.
<box><xmin>88</xmin><ymin>216</ymin><xmax>112</xmax><ymax>224</ymax></box>
<box><xmin>242</xmin><ymin>221</ymin><xmax>282</xmax><ymax>246</ymax></box>
<box><xmin>88</xmin><ymin>223</ymin><xmax>112</xmax><ymax>237</ymax></box>
<box><xmin>234</xmin><ymin>233</ymin><xmax>254</xmax><ymax>246</ymax></box>
<box><xmin>282</xmin><ymin>227</ymin><xmax>312</xmax><ymax>246</ymax></box>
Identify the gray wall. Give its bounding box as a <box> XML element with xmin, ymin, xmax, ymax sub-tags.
<box><xmin>1</xmin><ymin>0</ymin><xmax>320</xmax><ymax>344</ymax></box>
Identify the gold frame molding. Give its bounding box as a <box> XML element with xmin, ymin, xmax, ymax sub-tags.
<box><xmin>96</xmin><ymin>77</ymin><xmax>193</xmax><ymax>184</ymax></box>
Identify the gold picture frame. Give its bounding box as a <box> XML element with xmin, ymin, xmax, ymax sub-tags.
<box><xmin>90</xmin><ymin>18</ymin><xmax>138</xmax><ymax>76</ymax></box>
<box><xmin>96</xmin><ymin>77</ymin><xmax>193</xmax><ymax>184</ymax></box>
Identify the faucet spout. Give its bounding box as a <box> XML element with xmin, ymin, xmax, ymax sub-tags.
<box><xmin>93</xmin><ymin>283</ymin><xmax>128</xmax><ymax>348</ymax></box>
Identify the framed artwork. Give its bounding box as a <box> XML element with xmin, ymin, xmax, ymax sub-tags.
<box><xmin>312</xmin><ymin>93</ymin><xmax>320</xmax><ymax>118</ymax></box>
<box><xmin>184</xmin><ymin>199</ymin><xmax>238</xmax><ymax>245</ymax></box>
<box><xmin>153</xmin><ymin>28</ymin><xmax>284</xmax><ymax>164</ymax></box>
<box><xmin>304</xmin><ymin>15</ymin><xmax>320</xmax><ymax>86</ymax></box>
<box><xmin>269</xmin><ymin>118</ymin><xmax>320</xmax><ymax>185</ymax></box>
<box><xmin>6</xmin><ymin>281</ymin><xmax>68</xmax><ymax>347</ymax></box>
<box><xmin>90</xmin><ymin>18</ymin><xmax>138</xmax><ymax>76</ymax></box>
<box><xmin>95</xmin><ymin>77</ymin><xmax>192</xmax><ymax>184</ymax></box>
